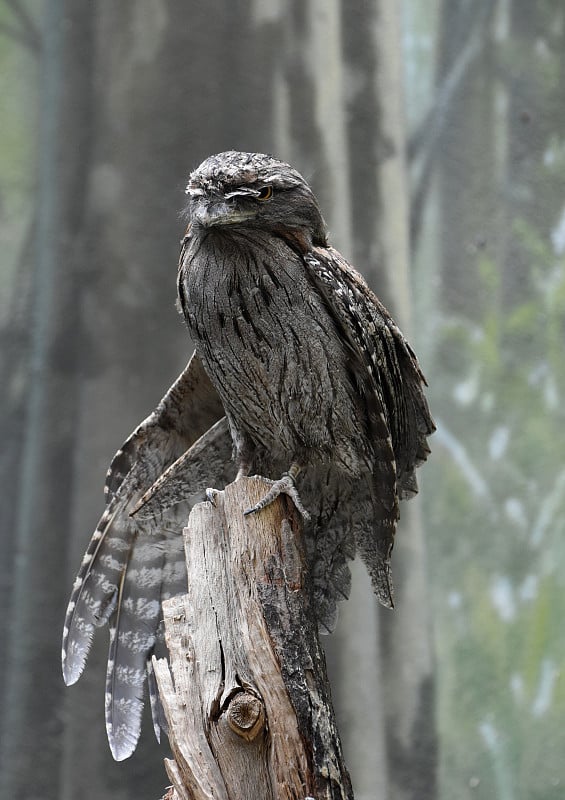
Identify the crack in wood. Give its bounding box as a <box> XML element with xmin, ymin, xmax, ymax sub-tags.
<box><xmin>154</xmin><ymin>477</ymin><xmax>353</xmax><ymax>800</ymax></box>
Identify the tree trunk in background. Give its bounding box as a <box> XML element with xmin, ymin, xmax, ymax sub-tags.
<box><xmin>436</xmin><ymin>0</ymin><xmax>500</xmax><ymax>320</ymax></box>
<box><xmin>0</xmin><ymin>3</ymin><xmax>436</xmax><ymax>798</ymax></box>
<box><xmin>500</xmin><ymin>0</ymin><xmax>564</xmax><ymax>308</ymax></box>
<box><xmin>0</xmin><ymin>2</ymin><xmax>95</xmax><ymax>798</ymax></box>
<box><xmin>371</xmin><ymin>10</ymin><xmax>437</xmax><ymax>800</ymax></box>
<box><xmin>345</xmin><ymin>6</ymin><xmax>437</xmax><ymax>800</ymax></box>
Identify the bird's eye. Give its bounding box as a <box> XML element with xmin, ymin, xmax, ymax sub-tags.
<box><xmin>257</xmin><ymin>186</ymin><xmax>273</xmax><ymax>201</ymax></box>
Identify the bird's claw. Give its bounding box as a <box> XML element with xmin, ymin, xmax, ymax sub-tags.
<box><xmin>244</xmin><ymin>473</ymin><xmax>310</xmax><ymax>520</ymax></box>
<box><xmin>206</xmin><ymin>488</ymin><xmax>221</xmax><ymax>506</ymax></box>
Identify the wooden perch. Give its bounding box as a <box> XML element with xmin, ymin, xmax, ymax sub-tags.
<box><xmin>153</xmin><ymin>476</ymin><xmax>353</xmax><ymax>800</ymax></box>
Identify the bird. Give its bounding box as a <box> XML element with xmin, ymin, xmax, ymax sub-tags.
<box><xmin>62</xmin><ymin>150</ymin><xmax>435</xmax><ymax>762</ymax></box>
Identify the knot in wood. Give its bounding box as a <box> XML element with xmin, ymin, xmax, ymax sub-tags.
<box><xmin>226</xmin><ymin>691</ymin><xmax>266</xmax><ymax>742</ymax></box>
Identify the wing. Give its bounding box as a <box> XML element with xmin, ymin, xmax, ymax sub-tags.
<box><xmin>102</xmin><ymin>351</ymin><xmax>225</xmax><ymax>503</ymax></box>
<box><xmin>62</xmin><ymin>351</ymin><xmax>229</xmax><ymax>760</ymax></box>
<box><xmin>131</xmin><ymin>417</ymin><xmax>232</xmax><ymax>521</ymax></box>
<box><xmin>307</xmin><ymin>246</ymin><xmax>435</xmax><ymax>488</ymax></box>
<box><xmin>302</xmin><ymin>246</ymin><xmax>435</xmax><ymax>606</ymax></box>
<box><xmin>103</xmin><ymin>420</ymin><xmax>233</xmax><ymax>760</ymax></box>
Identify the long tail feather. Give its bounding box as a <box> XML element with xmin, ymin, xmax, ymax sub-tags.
<box><xmin>104</xmin><ymin>534</ymin><xmax>160</xmax><ymax>760</ymax></box>
<box><xmin>62</xmin><ymin>498</ymin><xmax>134</xmax><ymax>685</ymax></box>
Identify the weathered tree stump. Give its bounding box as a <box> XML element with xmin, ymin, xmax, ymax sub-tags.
<box><xmin>153</xmin><ymin>477</ymin><xmax>353</xmax><ymax>800</ymax></box>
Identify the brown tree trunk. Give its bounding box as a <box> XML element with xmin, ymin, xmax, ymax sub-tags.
<box><xmin>156</xmin><ymin>478</ymin><xmax>353</xmax><ymax>800</ymax></box>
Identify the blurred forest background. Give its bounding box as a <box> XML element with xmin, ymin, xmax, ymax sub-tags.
<box><xmin>0</xmin><ymin>1</ymin><xmax>563</xmax><ymax>799</ymax></box>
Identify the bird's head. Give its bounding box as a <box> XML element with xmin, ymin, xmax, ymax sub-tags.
<box><xmin>185</xmin><ymin>151</ymin><xmax>327</xmax><ymax>247</ymax></box>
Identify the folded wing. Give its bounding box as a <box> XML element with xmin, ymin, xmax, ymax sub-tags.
<box><xmin>303</xmin><ymin>247</ymin><xmax>435</xmax><ymax>606</ymax></box>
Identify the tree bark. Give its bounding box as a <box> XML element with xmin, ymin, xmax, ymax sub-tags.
<box><xmin>155</xmin><ymin>477</ymin><xmax>353</xmax><ymax>800</ymax></box>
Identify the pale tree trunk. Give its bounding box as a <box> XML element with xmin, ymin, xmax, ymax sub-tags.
<box><xmin>372</xmin><ymin>8</ymin><xmax>437</xmax><ymax>800</ymax></box>
<box><xmin>436</xmin><ymin>0</ymin><xmax>499</xmax><ymax>319</ymax></box>
<box><xmin>332</xmin><ymin>5</ymin><xmax>437</xmax><ymax>800</ymax></box>
<box><xmin>157</xmin><ymin>478</ymin><xmax>352</xmax><ymax>800</ymax></box>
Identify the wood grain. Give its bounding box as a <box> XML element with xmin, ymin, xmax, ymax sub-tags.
<box><xmin>154</xmin><ymin>477</ymin><xmax>353</xmax><ymax>799</ymax></box>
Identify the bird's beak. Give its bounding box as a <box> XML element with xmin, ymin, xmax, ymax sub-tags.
<box><xmin>191</xmin><ymin>199</ymin><xmax>235</xmax><ymax>227</ymax></box>
<box><xmin>189</xmin><ymin>188</ymin><xmax>259</xmax><ymax>228</ymax></box>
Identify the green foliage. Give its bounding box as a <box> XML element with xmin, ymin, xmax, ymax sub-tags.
<box><xmin>425</xmin><ymin>183</ymin><xmax>565</xmax><ymax>800</ymax></box>
<box><xmin>408</xmin><ymin>4</ymin><xmax>565</xmax><ymax>793</ymax></box>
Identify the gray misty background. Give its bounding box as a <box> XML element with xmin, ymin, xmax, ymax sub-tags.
<box><xmin>0</xmin><ymin>2</ymin><xmax>563</xmax><ymax>799</ymax></box>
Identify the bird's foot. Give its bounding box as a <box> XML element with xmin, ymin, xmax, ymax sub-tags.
<box><xmin>244</xmin><ymin>471</ymin><xmax>310</xmax><ymax>520</ymax></box>
<box><xmin>206</xmin><ymin>488</ymin><xmax>221</xmax><ymax>506</ymax></box>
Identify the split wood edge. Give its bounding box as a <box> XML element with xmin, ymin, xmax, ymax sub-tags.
<box><xmin>153</xmin><ymin>476</ymin><xmax>353</xmax><ymax>800</ymax></box>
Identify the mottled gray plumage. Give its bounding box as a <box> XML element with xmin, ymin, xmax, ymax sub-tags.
<box><xmin>62</xmin><ymin>151</ymin><xmax>434</xmax><ymax>761</ymax></box>
<box><xmin>178</xmin><ymin>151</ymin><xmax>434</xmax><ymax>606</ymax></box>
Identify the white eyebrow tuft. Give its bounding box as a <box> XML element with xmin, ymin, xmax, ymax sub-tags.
<box><xmin>223</xmin><ymin>187</ymin><xmax>261</xmax><ymax>199</ymax></box>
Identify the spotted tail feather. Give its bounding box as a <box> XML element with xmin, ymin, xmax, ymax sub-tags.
<box><xmin>62</xmin><ymin>497</ymin><xmax>136</xmax><ymax>686</ymax></box>
<box><xmin>104</xmin><ymin>527</ymin><xmax>170</xmax><ymax>760</ymax></box>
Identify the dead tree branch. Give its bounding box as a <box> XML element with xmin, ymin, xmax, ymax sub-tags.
<box><xmin>154</xmin><ymin>476</ymin><xmax>353</xmax><ymax>800</ymax></box>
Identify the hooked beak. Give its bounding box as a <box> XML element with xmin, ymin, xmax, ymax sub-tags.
<box><xmin>191</xmin><ymin>200</ymin><xmax>239</xmax><ymax>227</ymax></box>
